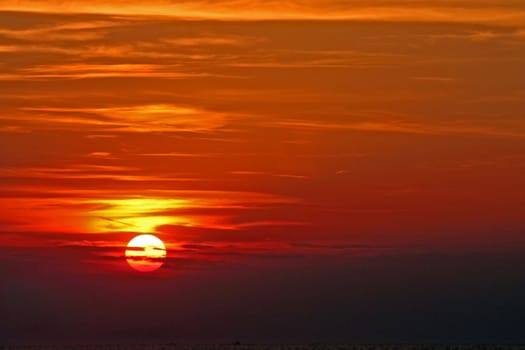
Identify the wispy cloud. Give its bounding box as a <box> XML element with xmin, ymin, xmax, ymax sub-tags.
<box><xmin>274</xmin><ymin>119</ymin><xmax>525</xmax><ymax>138</ymax></box>
<box><xmin>2</xmin><ymin>1</ymin><xmax>525</xmax><ymax>25</ymax></box>
<box><xmin>429</xmin><ymin>28</ymin><xmax>525</xmax><ymax>42</ymax></box>
<box><xmin>87</xmin><ymin>152</ymin><xmax>114</xmax><ymax>159</ymax></box>
<box><xmin>0</xmin><ymin>63</ymin><xmax>222</xmax><ymax>80</ymax></box>
<box><xmin>0</xmin><ymin>166</ymin><xmax>187</xmax><ymax>182</ymax></box>
<box><xmin>231</xmin><ymin>171</ymin><xmax>308</xmax><ymax>180</ymax></box>
<box><xmin>164</xmin><ymin>35</ymin><xmax>258</xmax><ymax>47</ymax></box>
<box><xmin>5</xmin><ymin>104</ymin><xmax>232</xmax><ymax>133</ymax></box>
<box><xmin>138</xmin><ymin>152</ymin><xmax>219</xmax><ymax>158</ymax></box>
<box><xmin>0</xmin><ymin>20</ymin><xmax>117</xmax><ymax>41</ymax></box>
<box><xmin>413</xmin><ymin>76</ymin><xmax>457</xmax><ymax>83</ymax></box>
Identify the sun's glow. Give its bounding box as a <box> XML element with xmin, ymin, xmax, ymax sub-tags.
<box><xmin>85</xmin><ymin>198</ymin><xmax>193</xmax><ymax>233</ymax></box>
<box><xmin>125</xmin><ymin>234</ymin><xmax>167</xmax><ymax>272</ymax></box>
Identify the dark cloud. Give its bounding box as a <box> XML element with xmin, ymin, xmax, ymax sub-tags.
<box><xmin>180</xmin><ymin>243</ymin><xmax>216</xmax><ymax>250</ymax></box>
<box><xmin>289</xmin><ymin>242</ymin><xmax>383</xmax><ymax>250</ymax></box>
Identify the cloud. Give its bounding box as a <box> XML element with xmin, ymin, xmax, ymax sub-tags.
<box><xmin>138</xmin><ymin>152</ymin><xmax>219</xmax><ymax>158</ymax></box>
<box><xmin>0</xmin><ymin>41</ymin><xmax>245</xmax><ymax>61</ymax></box>
<box><xmin>227</xmin><ymin>49</ymin><xmax>406</xmax><ymax>69</ymax></box>
<box><xmin>1</xmin><ymin>1</ymin><xmax>525</xmax><ymax>25</ymax></box>
<box><xmin>413</xmin><ymin>76</ymin><xmax>457</xmax><ymax>83</ymax></box>
<box><xmin>0</xmin><ymin>176</ymin><xmax>300</xmax><ymax>235</ymax></box>
<box><xmin>164</xmin><ymin>35</ymin><xmax>256</xmax><ymax>47</ymax></box>
<box><xmin>289</xmin><ymin>242</ymin><xmax>382</xmax><ymax>250</ymax></box>
<box><xmin>0</xmin><ymin>165</ymin><xmax>194</xmax><ymax>182</ymax></box>
<box><xmin>430</xmin><ymin>28</ymin><xmax>525</xmax><ymax>42</ymax></box>
<box><xmin>0</xmin><ymin>63</ymin><xmax>220</xmax><ymax>80</ymax></box>
<box><xmin>0</xmin><ymin>20</ymin><xmax>116</xmax><ymax>41</ymax></box>
<box><xmin>87</xmin><ymin>152</ymin><xmax>114</xmax><ymax>158</ymax></box>
<box><xmin>515</xmin><ymin>29</ymin><xmax>525</xmax><ymax>38</ymax></box>
<box><xmin>6</xmin><ymin>104</ymin><xmax>232</xmax><ymax>133</ymax></box>
<box><xmin>273</xmin><ymin>119</ymin><xmax>525</xmax><ymax>138</ymax></box>
<box><xmin>179</xmin><ymin>243</ymin><xmax>215</xmax><ymax>250</ymax></box>
<box><xmin>229</xmin><ymin>220</ymin><xmax>306</xmax><ymax>229</ymax></box>
<box><xmin>230</xmin><ymin>171</ymin><xmax>309</xmax><ymax>180</ymax></box>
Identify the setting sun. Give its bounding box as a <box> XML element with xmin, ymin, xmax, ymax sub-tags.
<box><xmin>125</xmin><ymin>234</ymin><xmax>167</xmax><ymax>272</ymax></box>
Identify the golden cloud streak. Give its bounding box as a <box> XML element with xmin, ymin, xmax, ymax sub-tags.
<box><xmin>8</xmin><ymin>104</ymin><xmax>230</xmax><ymax>133</ymax></box>
<box><xmin>1</xmin><ymin>1</ymin><xmax>525</xmax><ymax>25</ymax></box>
<box><xmin>0</xmin><ymin>63</ymin><xmax>219</xmax><ymax>80</ymax></box>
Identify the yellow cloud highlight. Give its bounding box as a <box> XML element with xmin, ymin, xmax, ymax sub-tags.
<box><xmin>85</xmin><ymin>198</ymin><xmax>193</xmax><ymax>233</ymax></box>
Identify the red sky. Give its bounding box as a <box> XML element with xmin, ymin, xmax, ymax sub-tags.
<box><xmin>1</xmin><ymin>0</ymin><xmax>525</xmax><ymax>344</ymax></box>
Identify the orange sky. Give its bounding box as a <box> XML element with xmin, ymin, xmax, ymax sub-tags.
<box><xmin>1</xmin><ymin>1</ymin><xmax>525</xmax><ymax>270</ymax></box>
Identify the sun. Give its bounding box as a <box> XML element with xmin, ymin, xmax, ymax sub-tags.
<box><xmin>125</xmin><ymin>234</ymin><xmax>167</xmax><ymax>272</ymax></box>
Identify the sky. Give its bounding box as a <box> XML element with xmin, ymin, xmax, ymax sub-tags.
<box><xmin>1</xmin><ymin>0</ymin><xmax>525</xmax><ymax>345</ymax></box>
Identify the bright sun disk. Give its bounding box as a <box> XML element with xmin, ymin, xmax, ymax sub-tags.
<box><xmin>125</xmin><ymin>234</ymin><xmax>166</xmax><ymax>272</ymax></box>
